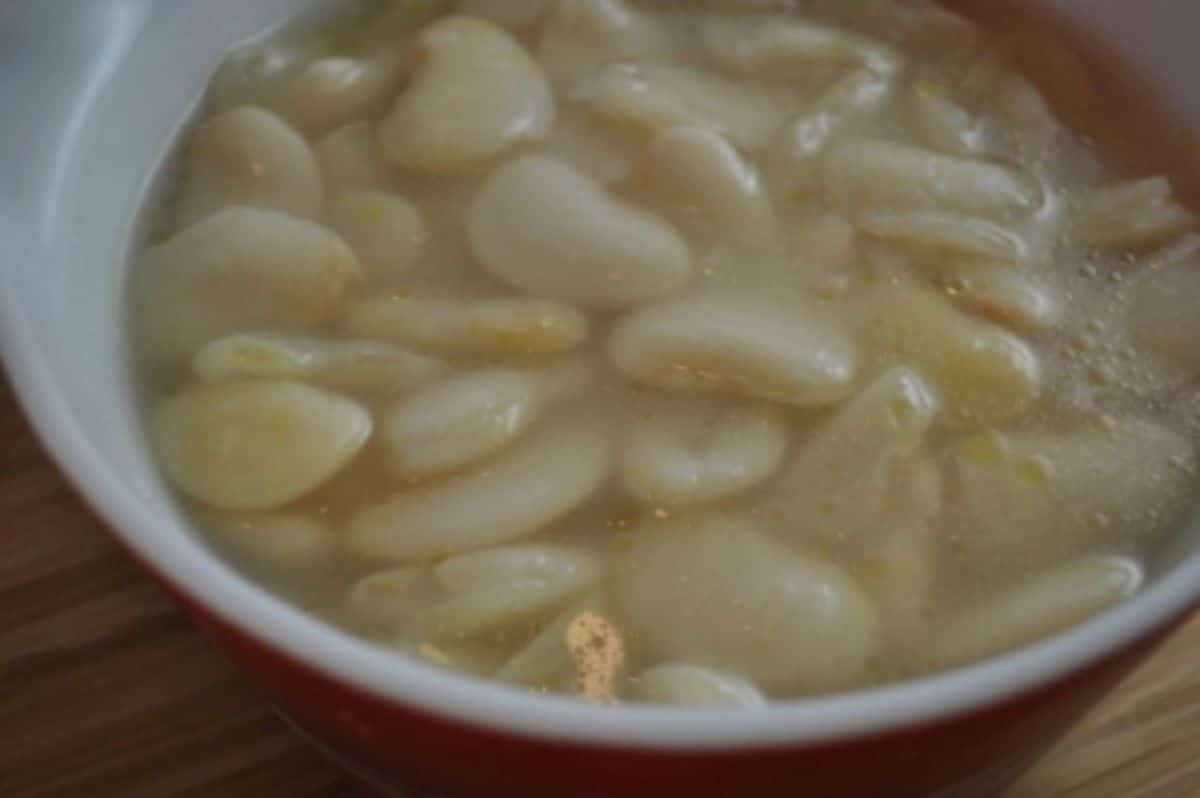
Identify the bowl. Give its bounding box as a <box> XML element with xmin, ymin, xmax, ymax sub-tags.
<box><xmin>2</xmin><ymin>2</ymin><xmax>1199</xmax><ymax>796</ymax></box>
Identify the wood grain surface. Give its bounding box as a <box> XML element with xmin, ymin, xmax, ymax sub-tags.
<box><xmin>2</xmin><ymin>373</ymin><xmax>1199</xmax><ymax>798</ymax></box>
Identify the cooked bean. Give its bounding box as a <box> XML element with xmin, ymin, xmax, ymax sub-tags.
<box><xmin>379</xmin><ymin>17</ymin><xmax>554</xmax><ymax>172</ymax></box>
<box><xmin>192</xmin><ymin>333</ymin><xmax>445</xmax><ymax>394</ymax></box>
<box><xmin>770</xmin><ymin>69</ymin><xmax>893</xmax><ymax>196</ymax></box>
<box><xmin>825</xmin><ymin>139</ymin><xmax>1043</xmax><ymax>220</ymax></box>
<box><xmin>138</xmin><ymin>207</ymin><xmax>359</xmax><ymax>357</ymax></box>
<box><xmin>636</xmin><ymin>126</ymin><xmax>775</xmax><ymax>246</ymax></box>
<box><xmin>328</xmin><ymin>189</ymin><xmax>426</xmax><ymax>277</ymax></box>
<box><xmin>346</xmin><ymin>295</ymin><xmax>589</xmax><ymax>356</ymax></box>
<box><xmin>208</xmin><ymin>512</ymin><xmax>336</xmax><ymax>568</ymax></box>
<box><xmin>176</xmin><ymin>106</ymin><xmax>323</xmax><ymax>226</ymax></box>
<box><xmin>270</xmin><ymin>49</ymin><xmax>408</xmax><ymax>134</ymax></box>
<box><xmin>314</xmin><ymin>121</ymin><xmax>392</xmax><ymax>191</ymax></box>
<box><xmin>1073</xmin><ymin>177</ymin><xmax>1196</xmax><ymax>251</ymax></box>
<box><xmin>768</xmin><ymin>368</ymin><xmax>940</xmax><ymax>542</ymax></box>
<box><xmin>615</xmin><ymin>515</ymin><xmax>879</xmax><ymax>691</ymax></box>
<box><xmin>938</xmin><ymin>261</ymin><xmax>1063</xmax><ymax>331</ymax></box>
<box><xmin>469</xmin><ymin>156</ymin><xmax>691</xmax><ymax>306</ymax></box>
<box><xmin>702</xmin><ymin>14</ymin><xmax>902</xmax><ymax>79</ymax></box>
<box><xmin>933</xmin><ymin>556</ymin><xmax>1143</xmax><ymax>668</ymax></box>
<box><xmin>572</xmin><ymin>62</ymin><xmax>790</xmax><ymax>150</ymax></box>
<box><xmin>610</xmin><ymin>292</ymin><xmax>858</xmax><ymax>406</ymax></box>
<box><xmin>949</xmin><ymin>419</ymin><xmax>1196</xmax><ymax>566</ymax></box>
<box><xmin>347</xmin><ymin>424</ymin><xmax>612</xmax><ymax>561</ymax></box>
<box><xmin>627</xmin><ymin>664</ymin><xmax>766</xmax><ymax>708</ymax></box>
<box><xmin>153</xmin><ymin>380</ymin><xmax>372</xmax><ymax>511</ymax></box>
<box><xmin>856</xmin><ymin>282</ymin><xmax>1041</xmax><ymax>428</ymax></box>
<box><xmin>381</xmin><ymin>362</ymin><xmax>590</xmax><ymax>479</ymax></box>
<box><xmin>858</xmin><ymin>209</ymin><xmax>1028</xmax><ymax>262</ymax></box>
<box><xmin>622</xmin><ymin>401</ymin><xmax>789</xmax><ymax>506</ymax></box>
<box><xmin>537</xmin><ymin>0</ymin><xmax>669</xmax><ymax>87</ymax></box>
<box><xmin>456</xmin><ymin>0</ymin><xmax>552</xmax><ymax>29</ymax></box>
<box><xmin>1130</xmin><ymin>258</ymin><xmax>1200</xmax><ymax>377</ymax></box>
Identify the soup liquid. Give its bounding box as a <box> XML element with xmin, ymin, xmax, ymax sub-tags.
<box><xmin>132</xmin><ymin>0</ymin><xmax>1200</xmax><ymax>705</ymax></box>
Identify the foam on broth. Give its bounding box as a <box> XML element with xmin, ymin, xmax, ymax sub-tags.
<box><xmin>130</xmin><ymin>0</ymin><xmax>1200</xmax><ymax>706</ymax></box>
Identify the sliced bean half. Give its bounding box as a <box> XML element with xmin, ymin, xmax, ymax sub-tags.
<box><xmin>192</xmin><ymin>333</ymin><xmax>445</xmax><ymax>394</ymax></box>
<box><xmin>347</xmin><ymin>423</ymin><xmax>612</xmax><ymax>561</ymax></box>
<box><xmin>609</xmin><ymin>291</ymin><xmax>858</xmax><ymax>407</ymax></box>
<box><xmin>381</xmin><ymin>361</ymin><xmax>590</xmax><ymax>479</ymax></box>
<box><xmin>622</xmin><ymin>401</ymin><xmax>789</xmax><ymax>507</ymax></box>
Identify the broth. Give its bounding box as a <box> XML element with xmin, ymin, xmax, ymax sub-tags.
<box><xmin>132</xmin><ymin>0</ymin><xmax>1200</xmax><ymax>706</ymax></box>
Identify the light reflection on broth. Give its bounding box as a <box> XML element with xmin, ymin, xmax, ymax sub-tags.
<box><xmin>132</xmin><ymin>0</ymin><xmax>1200</xmax><ymax>707</ymax></box>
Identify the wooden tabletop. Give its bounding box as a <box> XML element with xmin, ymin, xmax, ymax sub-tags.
<box><xmin>3</xmin><ymin>374</ymin><xmax>1199</xmax><ymax>798</ymax></box>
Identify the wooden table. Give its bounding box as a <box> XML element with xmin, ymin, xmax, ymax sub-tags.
<box><xmin>3</xmin><ymin>374</ymin><xmax>1199</xmax><ymax>798</ymax></box>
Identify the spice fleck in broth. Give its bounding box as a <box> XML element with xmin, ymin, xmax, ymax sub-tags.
<box><xmin>132</xmin><ymin>0</ymin><xmax>1200</xmax><ymax>706</ymax></box>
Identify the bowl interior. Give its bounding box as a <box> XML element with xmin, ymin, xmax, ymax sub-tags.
<box><xmin>3</xmin><ymin>0</ymin><xmax>1200</xmax><ymax>749</ymax></box>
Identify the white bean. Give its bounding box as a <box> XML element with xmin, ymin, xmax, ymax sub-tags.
<box><xmin>572</xmin><ymin>62</ymin><xmax>791</xmax><ymax>151</ymax></box>
<box><xmin>456</xmin><ymin>0</ymin><xmax>552</xmax><ymax>29</ymax></box>
<box><xmin>538</xmin><ymin>111</ymin><xmax>637</xmax><ymax>186</ymax></box>
<box><xmin>614</xmin><ymin>515</ymin><xmax>879</xmax><ymax>691</ymax></box>
<box><xmin>314</xmin><ymin>121</ymin><xmax>392</xmax><ymax>191</ymax></box>
<box><xmin>702</xmin><ymin>14</ymin><xmax>903</xmax><ymax>80</ymax></box>
<box><xmin>933</xmin><ymin>556</ymin><xmax>1143</xmax><ymax>668</ymax></box>
<box><xmin>346</xmin><ymin>295</ymin><xmax>589</xmax><ymax>356</ymax></box>
<box><xmin>627</xmin><ymin>664</ymin><xmax>766</xmax><ymax>708</ymax></box>
<box><xmin>1072</xmin><ymin>177</ymin><xmax>1196</xmax><ymax>251</ymax></box>
<box><xmin>907</xmin><ymin>74</ymin><xmax>986</xmax><ymax>156</ymax></box>
<box><xmin>857</xmin><ymin>209</ymin><xmax>1028</xmax><ymax>262</ymax></box>
<box><xmin>422</xmin><ymin>544</ymin><xmax>604</xmax><ymax>638</ymax></box>
<box><xmin>537</xmin><ymin>0</ymin><xmax>670</xmax><ymax>88</ymax></box>
<box><xmin>379</xmin><ymin>17</ymin><xmax>554</xmax><ymax>172</ymax></box>
<box><xmin>435</xmin><ymin>544</ymin><xmax>603</xmax><ymax>594</ymax></box>
<box><xmin>176</xmin><ymin>106</ymin><xmax>323</xmax><ymax>226</ymax></box>
<box><xmin>949</xmin><ymin>419</ymin><xmax>1196</xmax><ymax>565</ymax></box>
<box><xmin>270</xmin><ymin>49</ymin><xmax>408</xmax><ymax>134</ymax></box>
<box><xmin>208</xmin><ymin>512</ymin><xmax>336</xmax><ymax>568</ymax></box>
<box><xmin>192</xmin><ymin>333</ymin><xmax>445</xmax><ymax>394</ymax></box>
<box><xmin>328</xmin><ymin>189</ymin><xmax>427</xmax><ymax>277</ymax></box>
<box><xmin>958</xmin><ymin>52</ymin><xmax>1060</xmax><ymax>164</ymax></box>
<box><xmin>768</xmin><ymin>368</ymin><xmax>940</xmax><ymax>543</ymax></box>
<box><xmin>347</xmin><ymin>424</ymin><xmax>612</xmax><ymax>561</ymax></box>
<box><xmin>609</xmin><ymin>291</ymin><xmax>858</xmax><ymax>407</ymax></box>
<box><xmin>853</xmin><ymin>457</ymin><xmax>942</xmax><ymax>658</ymax></box>
<box><xmin>421</xmin><ymin>579</ymin><xmax>585</xmax><ymax>640</ymax></box>
<box><xmin>138</xmin><ymin>207</ymin><xmax>360</xmax><ymax>357</ymax></box>
<box><xmin>346</xmin><ymin>566</ymin><xmax>443</xmax><ymax>630</ymax></box>
<box><xmin>622</xmin><ymin>402</ymin><xmax>789</xmax><ymax>507</ymax></box>
<box><xmin>856</xmin><ymin>282</ymin><xmax>1041</xmax><ymax>428</ymax></box>
<box><xmin>208</xmin><ymin>40</ymin><xmax>312</xmax><ymax>113</ymax></box>
<box><xmin>770</xmin><ymin>69</ymin><xmax>893</xmax><ymax>196</ymax></box>
<box><xmin>938</xmin><ymin>261</ymin><xmax>1062</xmax><ymax>332</ymax></box>
<box><xmin>825</xmin><ymin>139</ymin><xmax>1043</xmax><ymax>220</ymax></box>
<box><xmin>469</xmin><ymin>156</ymin><xmax>691</xmax><ymax>307</ymax></box>
<box><xmin>153</xmin><ymin>381</ymin><xmax>372</xmax><ymax>511</ymax></box>
<box><xmin>381</xmin><ymin>362</ymin><xmax>590</xmax><ymax>479</ymax></box>
<box><xmin>636</xmin><ymin>126</ymin><xmax>775</xmax><ymax>246</ymax></box>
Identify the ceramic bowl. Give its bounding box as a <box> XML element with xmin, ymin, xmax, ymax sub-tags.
<box><xmin>2</xmin><ymin>2</ymin><xmax>1199</xmax><ymax>796</ymax></box>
